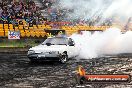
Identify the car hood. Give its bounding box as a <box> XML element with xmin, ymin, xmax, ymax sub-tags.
<box><xmin>29</xmin><ymin>44</ymin><xmax>67</xmax><ymax>53</ymax></box>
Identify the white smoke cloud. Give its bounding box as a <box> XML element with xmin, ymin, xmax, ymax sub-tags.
<box><xmin>103</xmin><ymin>0</ymin><xmax>132</xmax><ymax>24</ymax></box>
<box><xmin>71</xmin><ymin>28</ymin><xmax>132</xmax><ymax>59</ymax></box>
<box><xmin>103</xmin><ymin>0</ymin><xmax>132</xmax><ymax>18</ymax></box>
<box><xmin>54</xmin><ymin>0</ymin><xmax>132</xmax><ymax>59</ymax></box>
<box><xmin>57</xmin><ymin>0</ymin><xmax>132</xmax><ymax>24</ymax></box>
<box><xmin>59</xmin><ymin>0</ymin><xmax>110</xmax><ymax>20</ymax></box>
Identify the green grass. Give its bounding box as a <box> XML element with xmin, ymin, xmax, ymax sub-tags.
<box><xmin>0</xmin><ymin>40</ymin><xmax>40</xmax><ymax>48</ymax></box>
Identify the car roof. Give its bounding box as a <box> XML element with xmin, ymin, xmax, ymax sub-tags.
<box><xmin>48</xmin><ymin>36</ymin><xmax>68</xmax><ymax>39</ymax></box>
<box><xmin>47</xmin><ymin>34</ymin><xmax>73</xmax><ymax>39</ymax></box>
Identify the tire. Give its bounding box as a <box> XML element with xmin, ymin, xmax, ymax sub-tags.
<box><xmin>29</xmin><ymin>59</ymin><xmax>36</xmax><ymax>63</ymax></box>
<box><xmin>60</xmin><ymin>53</ymin><xmax>68</xmax><ymax>64</ymax></box>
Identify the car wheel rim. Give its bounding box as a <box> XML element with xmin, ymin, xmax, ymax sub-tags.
<box><xmin>61</xmin><ymin>55</ymin><xmax>67</xmax><ymax>63</ymax></box>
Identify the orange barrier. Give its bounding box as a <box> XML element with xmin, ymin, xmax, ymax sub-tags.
<box><xmin>0</xmin><ymin>23</ymin><xmax>112</xmax><ymax>37</ymax></box>
<box><xmin>5</xmin><ymin>31</ymin><xmax>8</xmax><ymax>37</ymax></box>
<box><xmin>0</xmin><ymin>31</ymin><xmax>4</xmax><ymax>36</ymax></box>
<box><xmin>30</xmin><ymin>30</ymin><xmax>35</xmax><ymax>37</ymax></box>
<box><xmin>20</xmin><ymin>31</ymin><xmax>25</xmax><ymax>37</ymax></box>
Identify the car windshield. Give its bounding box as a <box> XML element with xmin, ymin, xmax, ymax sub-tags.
<box><xmin>42</xmin><ymin>37</ymin><xmax>68</xmax><ymax>45</ymax></box>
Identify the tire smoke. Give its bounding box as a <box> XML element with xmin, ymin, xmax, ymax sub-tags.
<box><xmin>57</xmin><ymin>0</ymin><xmax>132</xmax><ymax>26</ymax></box>
<box><xmin>71</xmin><ymin>28</ymin><xmax>132</xmax><ymax>59</ymax></box>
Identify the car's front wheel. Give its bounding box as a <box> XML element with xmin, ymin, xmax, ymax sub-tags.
<box><xmin>60</xmin><ymin>53</ymin><xmax>68</xmax><ymax>64</ymax></box>
<box><xmin>29</xmin><ymin>59</ymin><xmax>36</xmax><ymax>63</ymax></box>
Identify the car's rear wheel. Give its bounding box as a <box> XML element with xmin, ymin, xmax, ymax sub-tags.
<box><xmin>60</xmin><ymin>53</ymin><xmax>68</xmax><ymax>64</ymax></box>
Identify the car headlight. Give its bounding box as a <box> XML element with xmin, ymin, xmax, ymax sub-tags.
<box><xmin>28</xmin><ymin>50</ymin><xmax>35</xmax><ymax>55</ymax></box>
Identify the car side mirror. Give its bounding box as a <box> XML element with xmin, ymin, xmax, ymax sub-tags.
<box><xmin>68</xmin><ymin>38</ymin><xmax>75</xmax><ymax>46</ymax></box>
<box><xmin>69</xmin><ymin>42</ymin><xmax>75</xmax><ymax>46</ymax></box>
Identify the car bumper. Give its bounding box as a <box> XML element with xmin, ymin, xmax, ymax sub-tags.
<box><xmin>27</xmin><ymin>53</ymin><xmax>61</xmax><ymax>61</ymax></box>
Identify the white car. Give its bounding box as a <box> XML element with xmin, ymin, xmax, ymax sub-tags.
<box><xmin>27</xmin><ymin>37</ymin><xmax>79</xmax><ymax>63</ymax></box>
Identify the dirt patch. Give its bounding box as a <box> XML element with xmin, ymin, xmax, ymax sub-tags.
<box><xmin>0</xmin><ymin>53</ymin><xmax>131</xmax><ymax>88</ymax></box>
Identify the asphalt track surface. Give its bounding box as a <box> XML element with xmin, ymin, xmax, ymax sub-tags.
<box><xmin>0</xmin><ymin>53</ymin><xmax>132</xmax><ymax>88</ymax></box>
